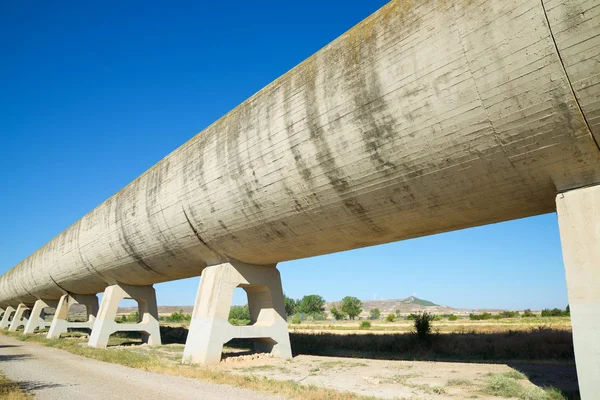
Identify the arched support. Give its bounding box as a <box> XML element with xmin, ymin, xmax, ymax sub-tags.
<box><xmin>47</xmin><ymin>294</ymin><xmax>98</xmax><ymax>339</ymax></box>
<box><xmin>88</xmin><ymin>283</ymin><xmax>161</xmax><ymax>348</ymax></box>
<box><xmin>556</xmin><ymin>185</ymin><xmax>600</xmax><ymax>399</ymax></box>
<box><xmin>0</xmin><ymin>306</ymin><xmax>15</xmax><ymax>329</ymax></box>
<box><xmin>182</xmin><ymin>261</ymin><xmax>292</xmax><ymax>365</ymax></box>
<box><xmin>8</xmin><ymin>304</ymin><xmax>30</xmax><ymax>332</ymax></box>
<box><xmin>23</xmin><ymin>299</ymin><xmax>58</xmax><ymax>334</ymax></box>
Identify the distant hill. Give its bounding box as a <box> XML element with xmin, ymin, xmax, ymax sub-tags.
<box><xmin>398</xmin><ymin>296</ymin><xmax>438</xmax><ymax>307</ymax></box>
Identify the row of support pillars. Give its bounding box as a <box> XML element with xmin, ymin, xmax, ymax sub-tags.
<box><xmin>1</xmin><ymin>185</ymin><xmax>594</xmax><ymax>396</ymax></box>
<box><xmin>0</xmin><ymin>261</ymin><xmax>292</xmax><ymax>366</ymax></box>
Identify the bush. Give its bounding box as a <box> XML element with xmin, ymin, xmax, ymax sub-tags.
<box><xmin>290</xmin><ymin>314</ymin><xmax>302</xmax><ymax>324</ymax></box>
<box><xmin>500</xmin><ymin>311</ymin><xmax>519</xmax><ymax>318</ymax></box>
<box><xmin>370</xmin><ymin>308</ymin><xmax>381</xmax><ymax>320</ymax></box>
<box><xmin>493</xmin><ymin>314</ymin><xmax>502</xmax><ymax>320</ymax></box>
<box><xmin>163</xmin><ymin>310</ymin><xmax>191</xmax><ymax>323</ymax></box>
<box><xmin>406</xmin><ymin>314</ymin><xmax>415</xmax><ymax>320</ymax></box>
<box><xmin>359</xmin><ymin>321</ymin><xmax>371</xmax><ymax>329</ymax></box>
<box><xmin>541</xmin><ymin>307</ymin><xmax>569</xmax><ymax>317</ymax></box>
<box><xmin>330</xmin><ymin>304</ymin><xmax>346</xmax><ymax>320</ymax></box>
<box><xmin>385</xmin><ymin>314</ymin><xmax>396</xmax><ymax>322</ymax></box>
<box><xmin>117</xmin><ymin>311</ymin><xmax>139</xmax><ymax>323</ymax></box>
<box><xmin>229</xmin><ymin>305</ymin><xmax>250</xmax><ymax>323</ymax></box>
<box><xmin>412</xmin><ymin>312</ymin><xmax>435</xmax><ymax>339</ymax></box>
<box><xmin>470</xmin><ymin>312</ymin><xmax>492</xmax><ymax>320</ymax></box>
<box><xmin>522</xmin><ymin>309</ymin><xmax>535</xmax><ymax>318</ymax></box>
<box><xmin>448</xmin><ymin>314</ymin><xmax>458</xmax><ymax>321</ymax></box>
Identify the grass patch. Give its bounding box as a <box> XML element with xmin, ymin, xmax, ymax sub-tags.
<box><xmin>0</xmin><ymin>372</ymin><xmax>31</xmax><ymax>400</ymax></box>
<box><xmin>446</xmin><ymin>378</ymin><xmax>472</xmax><ymax>386</ymax></box>
<box><xmin>482</xmin><ymin>373</ymin><xmax>566</xmax><ymax>400</ymax></box>
<box><xmin>0</xmin><ymin>331</ymin><xmax>377</xmax><ymax>400</ymax></box>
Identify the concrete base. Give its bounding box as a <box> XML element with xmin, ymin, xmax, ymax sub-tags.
<box><xmin>23</xmin><ymin>299</ymin><xmax>58</xmax><ymax>334</ymax></box>
<box><xmin>47</xmin><ymin>294</ymin><xmax>99</xmax><ymax>339</ymax></box>
<box><xmin>88</xmin><ymin>284</ymin><xmax>161</xmax><ymax>348</ymax></box>
<box><xmin>183</xmin><ymin>261</ymin><xmax>292</xmax><ymax>364</ymax></box>
<box><xmin>8</xmin><ymin>304</ymin><xmax>30</xmax><ymax>332</ymax></box>
<box><xmin>0</xmin><ymin>306</ymin><xmax>15</xmax><ymax>329</ymax></box>
<box><xmin>557</xmin><ymin>185</ymin><xmax>600</xmax><ymax>399</ymax></box>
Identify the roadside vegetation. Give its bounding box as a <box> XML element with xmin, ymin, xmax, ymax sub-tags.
<box><xmin>0</xmin><ymin>330</ymin><xmax>377</xmax><ymax>400</ymax></box>
<box><xmin>0</xmin><ymin>372</ymin><xmax>30</xmax><ymax>400</ymax></box>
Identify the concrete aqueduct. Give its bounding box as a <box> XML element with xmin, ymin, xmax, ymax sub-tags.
<box><xmin>0</xmin><ymin>0</ymin><xmax>599</xmax><ymax>397</ymax></box>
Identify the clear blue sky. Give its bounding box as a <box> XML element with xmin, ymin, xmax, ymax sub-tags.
<box><xmin>0</xmin><ymin>1</ymin><xmax>569</xmax><ymax>311</ymax></box>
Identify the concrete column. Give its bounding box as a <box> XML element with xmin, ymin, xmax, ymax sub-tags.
<box><xmin>182</xmin><ymin>261</ymin><xmax>291</xmax><ymax>364</ymax></box>
<box><xmin>556</xmin><ymin>185</ymin><xmax>600</xmax><ymax>399</ymax></box>
<box><xmin>47</xmin><ymin>294</ymin><xmax>99</xmax><ymax>339</ymax></box>
<box><xmin>8</xmin><ymin>304</ymin><xmax>30</xmax><ymax>332</ymax></box>
<box><xmin>0</xmin><ymin>306</ymin><xmax>15</xmax><ymax>329</ymax></box>
<box><xmin>23</xmin><ymin>299</ymin><xmax>58</xmax><ymax>334</ymax></box>
<box><xmin>88</xmin><ymin>284</ymin><xmax>161</xmax><ymax>348</ymax></box>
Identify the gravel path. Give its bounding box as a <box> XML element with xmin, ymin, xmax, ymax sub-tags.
<box><xmin>0</xmin><ymin>335</ymin><xmax>284</xmax><ymax>400</ymax></box>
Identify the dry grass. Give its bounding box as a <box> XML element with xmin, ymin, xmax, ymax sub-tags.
<box><xmin>0</xmin><ymin>373</ymin><xmax>30</xmax><ymax>400</ymax></box>
<box><xmin>290</xmin><ymin>327</ymin><xmax>574</xmax><ymax>363</ymax></box>
<box><xmin>0</xmin><ymin>331</ymin><xmax>377</xmax><ymax>400</ymax></box>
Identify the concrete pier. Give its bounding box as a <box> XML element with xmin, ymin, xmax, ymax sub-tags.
<box><xmin>8</xmin><ymin>304</ymin><xmax>30</xmax><ymax>332</ymax></box>
<box><xmin>88</xmin><ymin>284</ymin><xmax>161</xmax><ymax>348</ymax></box>
<box><xmin>23</xmin><ymin>299</ymin><xmax>57</xmax><ymax>334</ymax></box>
<box><xmin>183</xmin><ymin>261</ymin><xmax>291</xmax><ymax>364</ymax></box>
<box><xmin>556</xmin><ymin>185</ymin><xmax>600</xmax><ymax>399</ymax></box>
<box><xmin>0</xmin><ymin>306</ymin><xmax>15</xmax><ymax>329</ymax></box>
<box><xmin>47</xmin><ymin>294</ymin><xmax>99</xmax><ymax>339</ymax></box>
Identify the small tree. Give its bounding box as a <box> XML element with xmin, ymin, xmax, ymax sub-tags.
<box><xmin>395</xmin><ymin>309</ymin><xmax>402</xmax><ymax>317</ymax></box>
<box><xmin>370</xmin><ymin>308</ymin><xmax>381</xmax><ymax>320</ymax></box>
<box><xmin>330</xmin><ymin>304</ymin><xmax>346</xmax><ymax>320</ymax></box>
<box><xmin>412</xmin><ymin>311</ymin><xmax>435</xmax><ymax>339</ymax></box>
<box><xmin>341</xmin><ymin>296</ymin><xmax>362</xmax><ymax>320</ymax></box>
<box><xmin>284</xmin><ymin>295</ymin><xmax>297</xmax><ymax>317</ymax></box>
<box><xmin>565</xmin><ymin>305</ymin><xmax>570</xmax><ymax>316</ymax></box>
<box><xmin>297</xmin><ymin>295</ymin><xmax>326</xmax><ymax>315</ymax></box>
<box><xmin>386</xmin><ymin>313</ymin><xmax>396</xmax><ymax>322</ymax></box>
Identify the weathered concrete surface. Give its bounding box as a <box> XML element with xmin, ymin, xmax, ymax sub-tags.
<box><xmin>0</xmin><ymin>335</ymin><xmax>284</xmax><ymax>400</ymax></box>
<box><xmin>8</xmin><ymin>304</ymin><xmax>30</xmax><ymax>332</ymax></box>
<box><xmin>88</xmin><ymin>284</ymin><xmax>161</xmax><ymax>348</ymax></box>
<box><xmin>0</xmin><ymin>306</ymin><xmax>15</xmax><ymax>329</ymax></box>
<box><xmin>556</xmin><ymin>185</ymin><xmax>600</xmax><ymax>399</ymax></box>
<box><xmin>23</xmin><ymin>299</ymin><xmax>57</xmax><ymax>334</ymax></box>
<box><xmin>1</xmin><ymin>0</ymin><xmax>599</xmax><ymax>306</ymax></box>
<box><xmin>183</xmin><ymin>261</ymin><xmax>291</xmax><ymax>364</ymax></box>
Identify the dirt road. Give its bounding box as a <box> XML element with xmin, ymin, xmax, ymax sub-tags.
<box><xmin>0</xmin><ymin>335</ymin><xmax>283</xmax><ymax>400</ymax></box>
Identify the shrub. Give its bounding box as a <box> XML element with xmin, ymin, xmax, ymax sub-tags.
<box><xmin>229</xmin><ymin>305</ymin><xmax>250</xmax><ymax>324</ymax></box>
<box><xmin>290</xmin><ymin>314</ymin><xmax>302</xmax><ymax>324</ymax></box>
<box><xmin>500</xmin><ymin>311</ymin><xmax>519</xmax><ymax>318</ymax></box>
<box><xmin>370</xmin><ymin>308</ymin><xmax>381</xmax><ymax>320</ymax></box>
<box><xmin>448</xmin><ymin>314</ymin><xmax>458</xmax><ymax>321</ymax></box>
<box><xmin>330</xmin><ymin>304</ymin><xmax>346</xmax><ymax>320</ymax></box>
<box><xmin>470</xmin><ymin>312</ymin><xmax>492</xmax><ymax>320</ymax></box>
<box><xmin>385</xmin><ymin>313</ymin><xmax>396</xmax><ymax>322</ymax></box>
<box><xmin>412</xmin><ymin>312</ymin><xmax>435</xmax><ymax>339</ymax></box>
<box><xmin>117</xmin><ymin>311</ymin><xmax>139</xmax><ymax>323</ymax></box>
<box><xmin>359</xmin><ymin>321</ymin><xmax>371</xmax><ymax>329</ymax></box>
<box><xmin>163</xmin><ymin>310</ymin><xmax>191</xmax><ymax>323</ymax></box>
<box><xmin>522</xmin><ymin>309</ymin><xmax>535</xmax><ymax>318</ymax></box>
<box><xmin>406</xmin><ymin>314</ymin><xmax>415</xmax><ymax>320</ymax></box>
<box><xmin>493</xmin><ymin>314</ymin><xmax>502</xmax><ymax>320</ymax></box>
